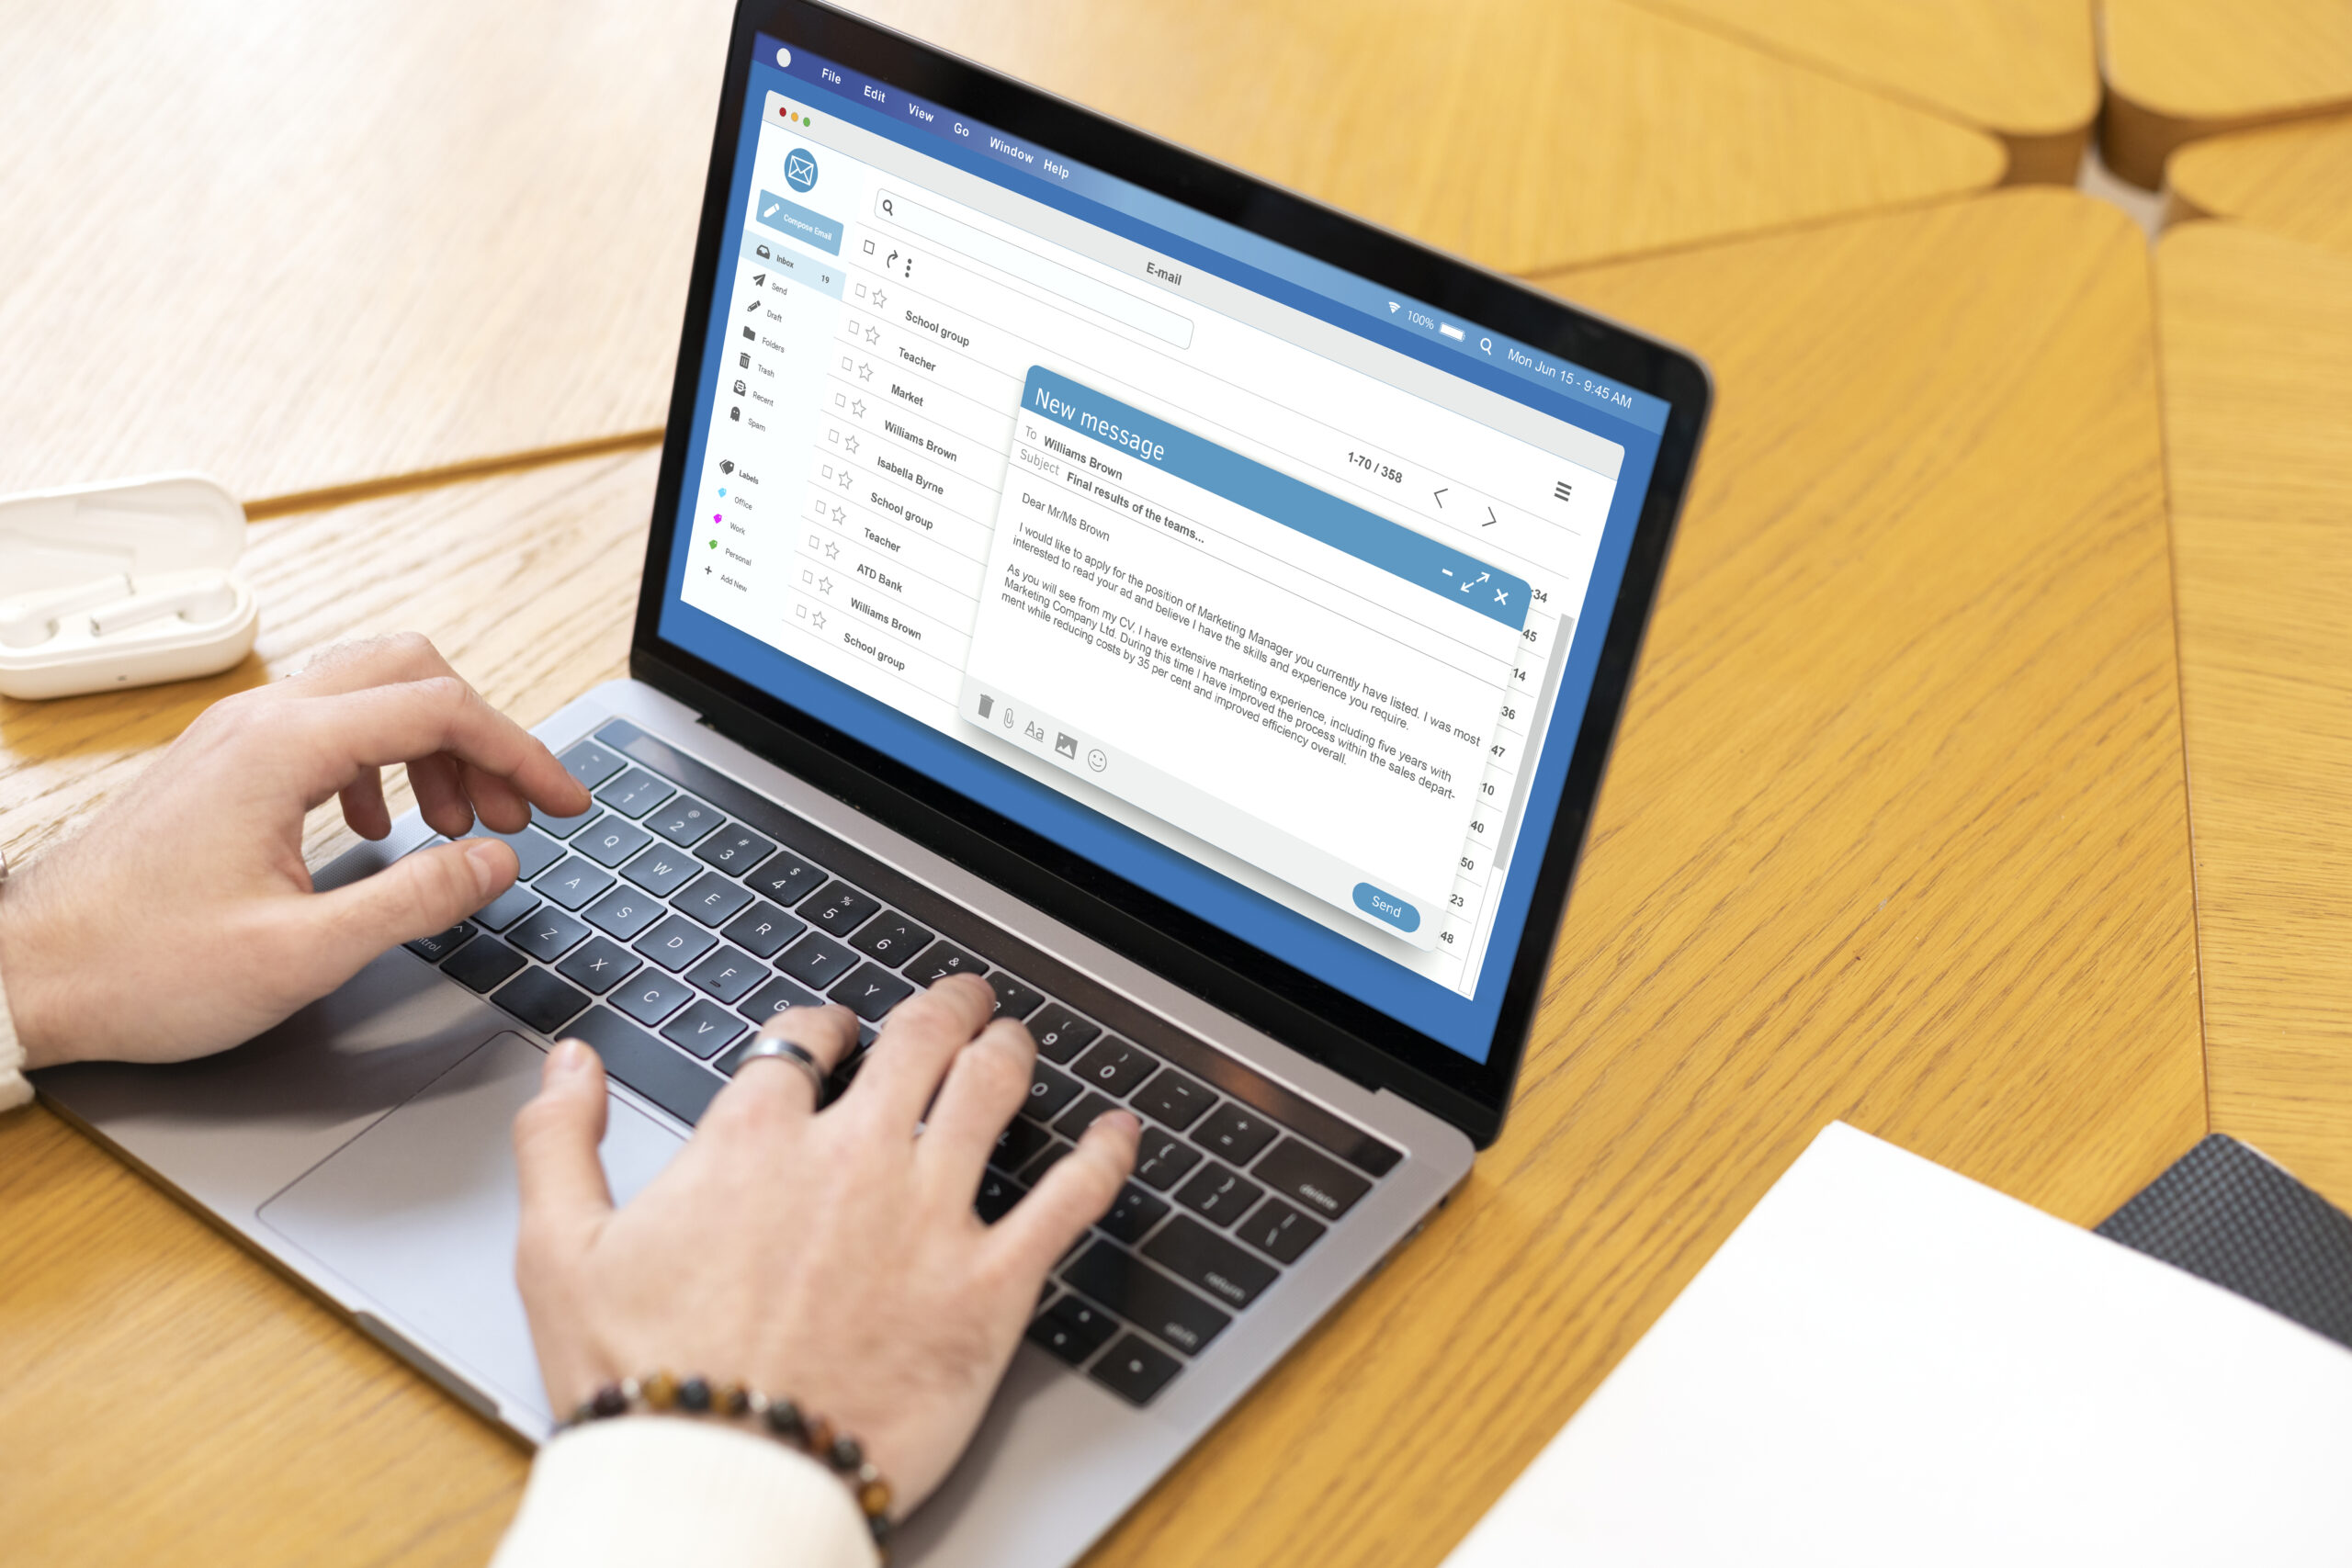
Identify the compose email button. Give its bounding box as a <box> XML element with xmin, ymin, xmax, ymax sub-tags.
<box><xmin>754</xmin><ymin>189</ymin><xmax>842</xmax><ymax>255</ymax></box>
<box><xmin>1351</xmin><ymin>883</ymin><xmax>1420</xmax><ymax>933</ymax></box>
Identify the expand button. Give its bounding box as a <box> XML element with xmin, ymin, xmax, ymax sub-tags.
<box><xmin>1351</xmin><ymin>883</ymin><xmax>1420</xmax><ymax>933</ymax></box>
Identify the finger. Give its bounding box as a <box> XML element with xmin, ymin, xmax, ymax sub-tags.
<box><xmin>988</xmin><ymin>1110</ymin><xmax>1139</xmax><ymax>1279</ymax></box>
<box><xmin>914</xmin><ymin>1018</ymin><xmax>1036</xmax><ymax>1201</ymax></box>
<box><xmin>697</xmin><ymin>1003</ymin><xmax>860</xmax><ymax>1139</ymax></box>
<box><xmin>459</xmin><ymin>756</ymin><xmax>533</xmax><ymax>835</ymax></box>
<box><xmin>291</xmin><ymin>677</ymin><xmax>588</xmax><ymax>818</ymax></box>
<box><xmin>842</xmin><ymin>973</ymin><xmax>996</xmax><ymax>1131</ymax></box>
<box><xmin>285</xmin><ymin>632</ymin><xmax>461</xmax><ymax>697</ymax></box>
<box><xmin>513</xmin><ymin>1039</ymin><xmax>616</xmax><ymax>1269</ymax></box>
<box><xmin>298</xmin><ymin>838</ymin><xmax>516</xmax><ymax>979</ymax></box>
<box><xmin>339</xmin><ymin>765</ymin><xmax>393</xmax><ymax>840</ymax></box>
<box><xmin>407</xmin><ymin>750</ymin><xmax>475</xmax><ymax>839</ymax></box>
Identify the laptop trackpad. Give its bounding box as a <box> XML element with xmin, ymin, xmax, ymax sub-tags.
<box><xmin>258</xmin><ymin>1031</ymin><xmax>684</xmax><ymax>1427</ymax></box>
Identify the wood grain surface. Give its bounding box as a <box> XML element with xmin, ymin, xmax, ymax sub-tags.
<box><xmin>2158</xmin><ymin>221</ymin><xmax>2352</xmax><ymax>1212</ymax></box>
<box><xmin>0</xmin><ymin>186</ymin><xmax>2203</xmax><ymax>1564</ymax></box>
<box><xmin>2167</xmin><ymin>113</ymin><xmax>2352</xmax><ymax>257</ymax></box>
<box><xmin>1625</xmin><ymin>0</ymin><xmax>2098</xmax><ymax>181</ymax></box>
<box><xmin>2099</xmin><ymin>0</ymin><xmax>2352</xmax><ymax>186</ymax></box>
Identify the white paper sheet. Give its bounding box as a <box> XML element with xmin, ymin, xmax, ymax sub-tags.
<box><xmin>1442</xmin><ymin>1122</ymin><xmax>2352</xmax><ymax>1566</ymax></box>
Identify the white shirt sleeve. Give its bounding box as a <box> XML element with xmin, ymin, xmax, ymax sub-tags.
<box><xmin>0</xmin><ymin>935</ymin><xmax>30</xmax><ymax>1111</ymax></box>
<box><xmin>492</xmin><ymin>1419</ymin><xmax>881</xmax><ymax>1568</ymax></box>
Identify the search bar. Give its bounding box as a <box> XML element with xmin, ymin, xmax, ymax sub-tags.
<box><xmin>874</xmin><ymin>190</ymin><xmax>1193</xmax><ymax>349</ymax></box>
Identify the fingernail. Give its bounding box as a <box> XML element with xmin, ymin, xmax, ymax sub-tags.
<box><xmin>463</xmin><ymin>837</ymin><xmax>510</xmax><ymax>889</ymax></box>
<box><xmin>550</xmin><ymin>1039</ymin><xmax>593</xmax><ymax>1077</ymax></box>
<box><xmin>1093</xmin><ymin>1110</ymin><xmax>1141</xmax><ymax>1136</ymax></box>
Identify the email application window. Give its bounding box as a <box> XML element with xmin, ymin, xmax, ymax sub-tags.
<box><xmin>676</xmin><ymin>74</ymin><xmax>1630</xmax><ymax>1003</ymax></box>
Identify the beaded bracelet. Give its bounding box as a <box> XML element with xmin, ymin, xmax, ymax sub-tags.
<box><xmin>557</xmin><ymin>1371</ymin><xmax>894</xmax><ymax>1555</ymax></box>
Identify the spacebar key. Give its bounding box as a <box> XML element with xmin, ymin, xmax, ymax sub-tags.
<box><xmin>567</xmin><ymin>1006</ymin><xmax>724</xmax><ymax>1126</ymax></box>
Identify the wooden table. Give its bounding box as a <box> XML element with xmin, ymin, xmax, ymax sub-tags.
<box><xmin>1623</xmin><ymin>0</ymin><xmax>2098</xmax><ymax>182</ymax></box>
<box><xmin>2158</xmin><ymin>220</ymin><xmax>2352</xmax><ymax>1213</ymax></box>
<box><xmin>0</xmin><ymin>186</ymin><xmax>2205</xmax><ymax>1565</ymax></box>
<box><xmin>2100</xmin><ymin>0</ymin><xmax>2352</xmax><ymax>187</ymax></box>
<box><xmin>2167</xmin><ymin>113</ymin><xmax>2352</xmax><ymax>257</ymax></box>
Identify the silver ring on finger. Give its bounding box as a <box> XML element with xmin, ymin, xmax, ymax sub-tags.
<box><xmin>733</xmin><ymin>1035</ymin><xmax>829</xmax><ymax>1103</ymax></box>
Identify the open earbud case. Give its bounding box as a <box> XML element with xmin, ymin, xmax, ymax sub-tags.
<box><xmin>0</xmin><ymin>474</ymin><xmax>258</xmax><ymax>700</ymax></box>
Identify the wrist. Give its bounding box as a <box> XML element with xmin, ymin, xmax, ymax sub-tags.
<box><xmin>0</xmin><ymin>854</ymin><xmax>73</xmax><ymax>1071</ymax></box>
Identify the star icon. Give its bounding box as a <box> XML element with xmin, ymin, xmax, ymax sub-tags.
<box><xmin>831</xmin><ymin>505</ymin><xmax>845</xmax><ymax>524</ymax></box>
<box><xmin>818</xmin><ymin>575</ymin><xmax>834</xmax><ymax>592</ymax></box>
<box><xmin>836</xmin><ymin>469</ymin><xmax>852</xmax><ymax>490</ymax></box>
<box><xmin>843</xmin><ymin>436</ymin><xmax>859</xmax><ymax>455</ymax></box>
<box><xmin>851</xmin><ymin>400</ymin><xmax>866</xmax><ymax>416</ymax></box>
<box><xmin>864</xmin><ymin>325</ymin><xmax>880</xmax><ymax>344</ymax></box>
<box><xmin>825</xmin><ymin>542</ymin><xmax>841</xmax><ymax>561</ymax></box>
<box><xmin>812</xmin><ymin>612</ymin><xmax>827</xmax><ymax>631</ymax></box>
<box><xmin>872</xmin><ymin>289</ymin><xmax>888</xmax><ymax>310</ymax></box>
<box><xmin>857</xmin><ymin>362</ymin><xmax>874</xmax><ymax>381</ymax></box>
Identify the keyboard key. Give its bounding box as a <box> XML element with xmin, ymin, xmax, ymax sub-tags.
<box><xmin>1253</xmin><ymin>1137</ymin><xmax>1374</xmax><ymax>1221</ymax></box>
<box><xmin>469</xmin><ymin>824</ymin><xmax>564</xmax><ymax>880</ymax></box>
<box><xmin>510</xmin><ymin>908</ymin><xmax>591</xmax><ymax>963</ymax></box>
<box><xmin>1099</xmin><ymin>1182</ymin><xmax>1170</xmax><ymax>1246</ymax></box>
<box><xmin>661</xmin><ymin>998</ymin><xmax>748</xmax><ymax>1059</ymax></box>
<box><xmin>737</xmin><ymin>973</ymin><xmax>828</xmax><ymax>1027</ymax></box>
<box><xmin>1061</xmin><ymin>1240</ymin><xmax>1230</xmax><ymax>1356</ymax></box>
<box><xmin>829</xmin><ymin>963</ymin><xmax>913</xmax><ymax>1021</ymax></box>
<box><xmin>492</xmin><ymin>968</ymin><xmax>591</xmax><ymax>1035</ymax></box>
<box><xmin>1021</xmin><ymin>1061</ymin><xmax>1084</xmax><ymax>1124</ymax></box>
<box><xmin>1173</xmin><ymin>1162</ymin><xmax>1265</xmax><ymax>1227</ymax></box>
<box><xmin>695</xmin><ymin>824</ymin><xmax>776</xmax><ymax>874</ymax></box>
<box><xmin>1025</xmin><ymin>1005</ymin><xmax>1100</xmax><ymax>1064</ymax></box>
<box><xmin>470</xmin><ymin>883</ymin><xmax>539</xmax><ymax>932</ymax></box>
<box><xmin>1144</xmin><ymin>1214</ymin><xmax>1279</xmax><ymax>1309</ymax></box>
<box><xmin>583</xmin><ymin>886</ymin><xmax>665</xmax><ymax>941</ymax></box>
<box><xmin>801</xmin><ymin>881</ymin><xmax>879</xmax><ymax>939</ymax></box>
<box><xmin>904</xmin><ymin>939</ymin><xmax>984</xmax><ymax>985</ymax></box>
<box><xmin>594</xmin><ymin>765</ymin><xmax>674</xmax><ymax>819</ymax></box>
<box><xmin>985</xmin><ymin>971</ymin><xmax>1046</xmax><ymax>1021</ymax></box>
<box><xmin>1236</xmin><ymin>1197</ymin><xmax>1326</xmax><ymax>1265</ymax></box>
<box><xmin>612</xmin><ymin>970</ymin><xmax>695</xmax><ymax>1027</ymax></box>
<box><xmin>673</xmin><ymin>871</ymin><xmax>755</xmax><ymax>928</ymax></box>
<box><xmin>1088</xmin><ymin>1334</ymin><xmax>1182</xmax><ymax>1405</ymax></box>
<box><xmin>535</xmin><ymin>856</ymin><xmax>616</xmax><ymax>911</ymax></box>
<box><xmin>560</xmin><ymin>739</ymin><xmax>626</xmax><ymax>789</ymax></box>
<box><xmin>645</xmin><ymin>796</ymin><xmax>723</xmax><ymax>847</ymax></box>
<box><xmin>1053</xmin><ymin>1091</ymin><xmax>1121</xmax><ymax>1141</ymax></box>
<box><xmin>556</xmin><ymin>936</ymin><xmax>642</xmax><ymax>995</ymax></box>
<box><xmin>775</xmin><ymin>932</ymin><xmax>857</xmax><ymax>989</ymax></box>
<box><xmin>685</xmin><ymin>945</ymin><xmax>767</xmax><ymax>1004</ymax></box>
<box><xmin>405</xmin><ymin>922</ymin><xmax>475</xmax><ymax>962</ymax></box>
<box><xmin>442</xmin><ymin>938</ymin><xmax>524</xmax><ymax>993</ymax></box>
<box><xmin>976</xmin><ymin>1169</ymin><xmax>1027</xmax><ymax>1224</ymax></box>
<box><xmin>620</xmin><ymin>843</ymin><xmax>700</xmax><ymax>897</ymax></box>
<box><xmin>570</xmin><ymin>1006</ymin><xmax>722</xmax><ymax>1125</ymax></box>
<box><xmin>1017</xmin><ymin>1140</ymin><xmax>1073</xmax><ymax>1185</ymax></box>
<box><xmin>1027</xmin><ymin>1293</ymin><xmax>1117</xmax><ymax>1366</ymax></box>
<box><xmin>1191</xmin><ymin>1101</ymin><xmax>1281</xmax><ymax>1167</ymax></box>
<box><xmin>532</xmin><ymin>801</ymin><xmax>599</xmax><ymax>839</ymax></box>
<box><xmin>1130</xmin><ymin>1066</ymin><xmax>1216</xmax><ymax>1132</ymax></box>
<box><xmin>1133</xmin><ymin>1127</ymin><xmax>1204</xmax><ymax>1192</ymax></box>
<box><xmin>1069</xmin><ymin>1037</ymin><xmax>1156</xmax><ymax>1098</ymax></box>
<box><xmin>635</xmin><ymin>914</ymin><xmax>719</xmax><ymax>972</ymax></box>
<box><xmin>720</xmin><ymin>901</ymin><xmax>804</xmax><ymax>958</ymax></box>
<box><xmin>574</xmin><ymin>817</ymin><xmax>653</xmax><ymax>868</ymax></box>
<box><xmin>847</xmin><ymin>910</ymin><xmax>932</xmax><ymax>965</ymax></box>
<box><xmin>744</xmin><ymin>847</ymin><xmax>826</xmax><ymax>906</ymax></box>
<box><xmin>989</xmin><ymin>1117</ymin><xmax>1055</xmax><ymax>1174</ymax></box>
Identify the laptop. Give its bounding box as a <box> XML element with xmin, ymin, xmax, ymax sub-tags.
<box><xmin>35</xmin><ymin>3</ymin><xmax>1707</xmax><ymax>1560</ymax></box>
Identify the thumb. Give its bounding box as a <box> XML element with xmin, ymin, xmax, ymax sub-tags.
<box><xmin>514</xmin><ymin>1039</ymin><xmax>616</xmax><ymax>1266</ymax></box>
<box><xmin>306</xmin><ymin>838</ymin><xmax>516</xmax><ymax>976</ymax></box>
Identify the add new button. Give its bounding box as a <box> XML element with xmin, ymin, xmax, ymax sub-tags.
<box><xmin>755</xmin><ymin>188</ymin><xmax>842</xmax><ymax>255</ymax></box>
<box><xmin>1351</xmin><ymin>882</ymin><xmax>1421</xmax><ymax>933</ymax></box>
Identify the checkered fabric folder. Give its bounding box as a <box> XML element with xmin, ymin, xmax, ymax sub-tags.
<box><xmin>2098</xmin><ymin>1134</ymin><xmax>2352</xmax><ymax>1352</ymax></box>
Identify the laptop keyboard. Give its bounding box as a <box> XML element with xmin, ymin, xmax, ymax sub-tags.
<box><xmin>401</xmin><ymin>720</ymin><xmax>1399</xmax><ymax>1406</ymax></box>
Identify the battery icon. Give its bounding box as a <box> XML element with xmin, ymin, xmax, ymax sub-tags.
<box><xmin>1438</xmin><ymin>322</ymin><xmax>1466</xmax><ymax>342</ymax></box>
<box><xmin>977</xmin><ymin>694</ymin><xmax>994</xmax><ymax>718</ymax></box>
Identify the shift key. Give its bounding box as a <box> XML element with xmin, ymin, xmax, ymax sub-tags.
<box><xmin>1060</xmin><ymin>1240</ymin><xmax>1229</xmax><ymax>1357</ymax></box>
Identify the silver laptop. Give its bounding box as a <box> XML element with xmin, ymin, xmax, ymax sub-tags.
<box><xmin>35</xmin><ymin>4</ymin><xmax>1707</xmax><ymax>1561</ymax></box>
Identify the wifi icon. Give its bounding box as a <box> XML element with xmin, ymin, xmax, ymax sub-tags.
<box><xmin>1388</xmin><ymin>301</ymin><xmax>1400</xmax><ymax>313</ymax></box>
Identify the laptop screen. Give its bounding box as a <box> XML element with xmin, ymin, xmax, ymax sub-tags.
<box><xmin>653</xmin><ymin>33</ymin><xmax>1672</xmax><ymax>1066</ymax></box>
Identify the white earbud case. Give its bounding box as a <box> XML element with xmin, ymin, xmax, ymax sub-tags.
<box><xmin>0</xmin><ymin>474</ymin><xmax>259</xmax><ymax>699</ymax></box>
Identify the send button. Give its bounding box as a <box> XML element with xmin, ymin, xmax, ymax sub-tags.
<box><xmin>1351</xmin><ymin>883</ymin><xmax>1420</xmax><ymax>933</ymax></box>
